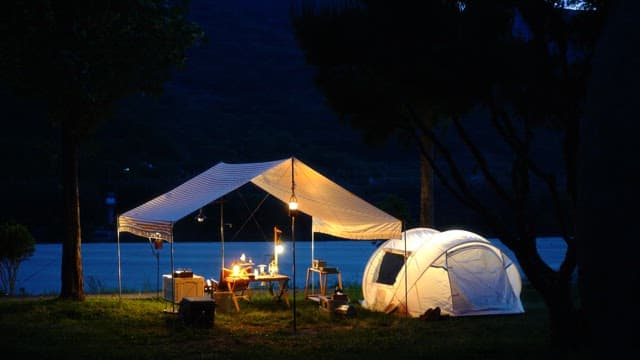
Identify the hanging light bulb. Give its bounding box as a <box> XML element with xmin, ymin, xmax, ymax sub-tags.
<box><xmin>289</xmin><ymin>158</ymin><xmax>298</xmax><ymax>217</ymax></box>
<box><xmin>288</xmin><ymin>193</ymin><xmax>298</xmax><ymax>217</ymax></box>
<box><xmin>196</xmin><ymin>208</ymin><xmax>206</xmax><ymax>223</ymax></box>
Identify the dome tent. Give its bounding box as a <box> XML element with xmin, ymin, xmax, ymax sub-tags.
<box><xmin>361</xmin><ymin>227</ymin><xmax>524</xmax><ymax>317</ymax></box>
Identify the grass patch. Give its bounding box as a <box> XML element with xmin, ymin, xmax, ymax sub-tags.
<box><xmin>0</xmin><ymin>285</ymin><xmax>550</xmax><ymax>359</ymax></box>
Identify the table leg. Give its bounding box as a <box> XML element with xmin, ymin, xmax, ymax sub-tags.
<box><xmin>321</xmin><ymin>272</ymin><xmax>328</xmax><ymax>295</ymax></box>
<box><xmin>231</xmin><ymin>294</ymin><xmax>240</xmax><ymax>312</ymax></box>
<box><xmin>304</xmin><ymin>268</ymin><xmax>311</xmax><ymax>298</ymax></box>
<box><xmin>227</xmin><ymin>282</ymin><xmax>241</xmax><ymax>312</ymax></box>
<box><xmin>279</xmin><ymin>279</ymin><xmax>290</xmax><ymax>307</ymax></box>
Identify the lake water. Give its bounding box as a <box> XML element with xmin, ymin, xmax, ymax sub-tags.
<box><xmin>13</xmin><ymin>237</ymin><xmax>567</xmax><ymax>296</ymax></box>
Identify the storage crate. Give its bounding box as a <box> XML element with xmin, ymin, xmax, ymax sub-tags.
<box><xmin>319</xmin><ymin>294</ymin><xmax>349</xmax><ymax>312</ymax></box>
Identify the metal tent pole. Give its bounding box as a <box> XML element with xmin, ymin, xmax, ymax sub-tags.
<box><xmin>289</xmin><ymin>157</ymin><xmax>299</xmax><ymax>334</ymax></box>
<box><xmin>403</xmin><ymin>222</ymin><xmax>408</xmax><ymax>317</ymax></box>
<box><xmin>311</xmin><ymin>230</ymin><xmax>315</xmax><ymax>294</ymax></box>
<box><xmin>220</xmin><ymin>199</ymin><xmax>225</xmax><ymax>277</ymax></box>
<box><xmin>171</xmin><ymin>236</ymin><xmax>175</xmax><ymax>313</ymax></box>
<box><xmin>117</xmin><ymin>218</ymin><xmax>122</xmax><ymax>300</ymax></box>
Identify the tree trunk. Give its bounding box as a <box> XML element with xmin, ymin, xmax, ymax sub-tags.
<box><xmin>8</xmin><ymin>261</ymin><xmax>18</xmax><ymax>296</ymax></box>
<box><xmin>505</xmin><ymin>233</ymin><xmax>579</xmax><ymax>355</ymax></box>
<box><xmin>577</xmin><ymin>0</ymin><xmax>639</xmax><ymax>356</ymax></box>
<box><xmin>60</xmin><ymin>123</ymin><xmax>85</xmax><ymax>300</ymax></box>
<box><xmin>419</xmin><ymin>136</ymin><xmax>434</xmax><ymax>227</ymax></box>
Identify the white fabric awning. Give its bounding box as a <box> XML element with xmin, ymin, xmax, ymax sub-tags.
<box><xmin>117</xmin><ymin>157</ymin><xmax>402</xmax><ymax>241</ymax></box>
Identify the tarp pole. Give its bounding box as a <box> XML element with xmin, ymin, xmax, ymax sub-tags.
<box><xmin>311</xmin><ymin>230</ymin><xmax>315</xmax><ymax>294</ymax></box>
<box><xmin>117</xmin><ymin>217</ymin><xmax>122</xmax><ymax>300</ymax></box>
<box><xmin>403</xmin><ymin>221</ymin><xmax>407</xmax><ymax>317</ymax></box>
<box><xmin>291</xmin><ymin>214</ymin><xmax>296</xmax><ymax>332</ymax></box>
<box><xmin>220</xmin><ymin>199</ymin><xmax>225</xmax><ymax>276</ymax></box>
<box><xmin>170</xmin><ymin>236</ymin><xmax>175</xmax><ymax>313</ymax></box>
<box><xmin>291</xmin><ymin>156</ymin><xmax>297</xmax><ymax>333</ymax></box>
<box><xmin>310</xmin><ymin>230</ymin><xmax>313</xmax><ymax>270</ymax></box>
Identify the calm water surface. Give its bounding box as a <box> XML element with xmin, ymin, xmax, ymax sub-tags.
<box><xmin>14</xmin><ymin>238</ymin><xmax>566</xmax><ymax>296</ymax></box>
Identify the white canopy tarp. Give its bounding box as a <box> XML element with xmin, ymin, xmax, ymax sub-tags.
<box><xmin>117</xmin><ymin>157</ymin><xmax>402</xmax><ymax>241</ymax></box>
<box><xmin>116</xmin><ymin>157</ymin><xmax>402</xmax><ymax>304</ymax></box>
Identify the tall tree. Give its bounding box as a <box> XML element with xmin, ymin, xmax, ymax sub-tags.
<box><xmin>0</xmin><ymin>1</ymin><xmax>203</xmax><ymax>300</ymax></box>
<box><xmin>577</xmin><ymin>0</ymin><xmax>638</xmax><ymax>356</ymax></box>
<box><xmin>292</xmin><ymin>0</ymin><xmax>608</xmax><ymax>354</ymax></box>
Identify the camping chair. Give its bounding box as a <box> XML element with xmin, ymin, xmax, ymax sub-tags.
<box><xmin>204</xmin><ymin>278</ymin><xmax>218</xmax><ymax>296</ymax></box>
<box><xmin>217</xmin><ymin>268</ymin><xmax>251</xmax><ymax>312</ymax></box>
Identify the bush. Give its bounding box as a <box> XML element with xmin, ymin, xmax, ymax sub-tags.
<box><xmin>0</xmin><ymin>220</ymin><xmax>36</xmax><ymax>296</ymax></box>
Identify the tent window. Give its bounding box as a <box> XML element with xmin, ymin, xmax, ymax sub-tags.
<box><xmin>376</xmin><ymin>252</ymin><xmax>405</xmax><ymax>285</ymax></box>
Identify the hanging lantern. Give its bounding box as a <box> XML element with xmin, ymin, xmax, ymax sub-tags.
<box><xmin>154</xmin><ymin>238</ymin><xmax>163</xmax><ymax>250</ymax></box>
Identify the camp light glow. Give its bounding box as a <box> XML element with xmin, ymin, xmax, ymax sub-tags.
<box><xmin>272</xmin><ymin>227</ymin><xmax>283</xmax><ymax>275</ymax></box>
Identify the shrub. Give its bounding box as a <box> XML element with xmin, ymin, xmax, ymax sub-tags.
<box><xmin>0</xmin><ymin>220</ymin><xmax>36</xmax><ymax>296</ymax></box>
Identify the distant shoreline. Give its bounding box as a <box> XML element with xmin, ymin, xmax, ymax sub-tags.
<box><xmin>36</xmin><ymin>235</ymin><xmax>567</xmax><ymax>244</ymax></box>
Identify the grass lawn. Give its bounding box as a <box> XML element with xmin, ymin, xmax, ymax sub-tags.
<box><xmin>0</xmin><ymin>285</ymin><xmax>550</xmax><ymax>359</ymax></box>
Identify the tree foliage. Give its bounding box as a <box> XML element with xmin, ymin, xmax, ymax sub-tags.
<box><xmin>291</xmin><ymin>0</ymin><xmax>609</xmax><ymax>355</ymax></box>
<box><xmin>0</xmin><ymin>220</ymin><xmax>36</xmax><ymax>296</ymax></box>
<box><xmin>0</xmin><ymin>1</ymin><xmax>204</xmax><ymax>129</ymax></box>
<box><xmin>291</xmin><ymin>0</ymin><xmax>522</xmax><ymax>227</ymax></box>
<box><xmin>0</xmin><ymin>1</ymin><xmax>204</xmax><ymax>299</ymax></box>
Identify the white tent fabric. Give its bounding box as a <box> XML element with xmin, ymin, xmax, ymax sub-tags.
<box><xmin>361</xmin><ymin>227</ymin><xmax>524</xmax><ymax>317</ymax></box>
<box><xmin>117</xmin><ymin>157</ymin><xmax>402</xmax><ymax>241</ymax></box>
